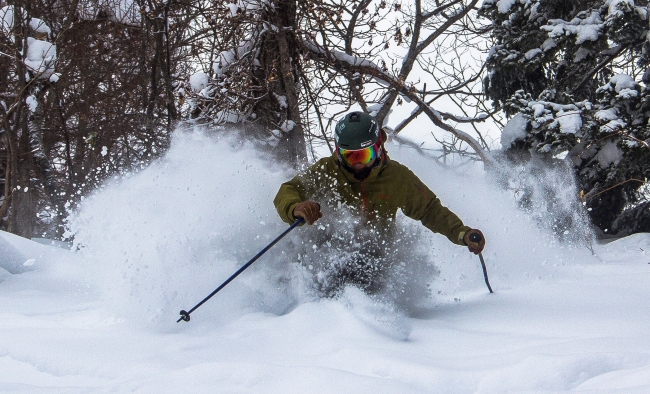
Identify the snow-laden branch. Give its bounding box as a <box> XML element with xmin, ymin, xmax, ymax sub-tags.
<box><xmin>1</xmin><ymin>6</ymin><xmax>57</xmax><ymax>81</ymax></box>
<box><xmin>0</xmin><ymin>5</ymin><xmax>27</xmax><ymax>35</ymax></box>
<box><xmin>421</xmin><ymin>0</ymin><xmax>464</xmax><ymax>20</ymax></box>
<box><xmin>303</xmin><ymin>40</ymin><xmax>384</xmax><ymax>71</ymax></box>
<box><xmin>439</xmin><ymin>111</ymin><xmax>489</xmax><ymax>123</ymax></box>
<box><xmin>373</xmin><ymin>0</ymin><xmax>480</xmax><ymax>131</ymax></box>
<box><xmin>303</xmin><ymin>39</ymin><xmax>494</xmax><ymax>165</ymax></box>
<box><xmin>541</xmin><ymin>10</ymin><xmax>604</xmax><ymax>45</ymax></box>
<box><xmin>25</xmin><ymin>37</ymin><xmax>57</xmax><ymax>80</ymax></box>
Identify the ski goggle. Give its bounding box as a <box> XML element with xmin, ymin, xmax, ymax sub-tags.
<box><xmin>338</xmin><ymin>139</ymin><xmax>382</xmax><ymax>166</ymax></box>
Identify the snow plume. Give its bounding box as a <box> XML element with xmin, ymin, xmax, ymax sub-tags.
<box><xmin>66</xmin><ymin>131</ymin><xmax>440</xmax><ymax>331</ymax></box>
<box><xmin>387</xmin><ymin>144</ymin><xmax>594</xmax><ymax>296</ymax></box>
<box><xmin>290</xmin><ymin>208</ymin><xmax>438</xmax><ymax>312</ymax></box>
<box><xmin>66</xmin><ymin>130</ymin><xmax>314</xmax><ymax>329</ymax></box>
<box><xmin>66</xmin><ymin>129</ymin><xmax>595</xmax><ymax>333</ymax></box>
<box><xmin>494</xmin><ymin>156</ymin><xmax>594</xmax><ymax>246</ymax></box>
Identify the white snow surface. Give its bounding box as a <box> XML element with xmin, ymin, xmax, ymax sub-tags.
<box><xmin>1</xmin><ymin>130</ymin><xmax>650</xmax><ymax>393</ymax></box>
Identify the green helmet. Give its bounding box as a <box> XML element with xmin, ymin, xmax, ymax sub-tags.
<box><xmin>334</xmin><ymin>112</ymin><xmax>380</xmax><ymax>150</ymax></box>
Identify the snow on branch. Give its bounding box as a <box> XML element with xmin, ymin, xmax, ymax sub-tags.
<box><xmin>0</xmin><ymin>6</ymin><xmax>57</xmax><ymax>81</ymax></box>
<box><xmin>227</xmin><ymin>0</ymin><xmax>272</xmax><ymax>17</ymax></box>
<box><xmin>29</xmin><ymin>18</ymin><xmax>51</xmax><ymax>35</ymax></box>
<box><xmin>303</xmin><ymin>41</ymin><xmax>384</xmax><ymax>72</ymax></box>
<box><xmin>541</xmin><ymin>10</ymin><xmax>603</xmax><ymax>45</ymax></box>
<box><xmin>439</xmin><ymin>111</ymin><xmax>489</xmax><ymax>123</ymax></box>
<box><xmin>26</xmin><ymin>37</ymin><xmax>57</xmax><ymax>80</ymax></box>
<box><xmin>303</xmin><ymin>39</ymin><xmax>493</xmax><ymax>164</ymax></box>
<box><xmin>0</xmin><ymin>5</ymin><xmax>27</xmax><ymax>35</ymax></box>
<box><xmin>213</xmin><ymin>39</ymin><xmax>256</xmax><ymax>75</ymax></box>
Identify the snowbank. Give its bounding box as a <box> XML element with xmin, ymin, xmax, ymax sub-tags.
<box><xmin>1</xmin><ymin>129</ymin><xmax>649</xmax><ymax>393</ymax></box>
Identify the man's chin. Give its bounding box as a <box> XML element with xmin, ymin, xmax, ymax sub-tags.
<box><xmin>351</xmin><ymin>166</ymin><xmax>374</xmax><ymax>181</ymax></box>
<box><xmin>350</xmin><ymin>164</ymin><xmax>369</xmax><ymax>171</ymax></box>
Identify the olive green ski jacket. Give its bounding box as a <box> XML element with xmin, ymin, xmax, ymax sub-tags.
<box><xmin>274</xmin><ymin>153</ymin><xmax>470</xmax><ymax>245</ymax></box>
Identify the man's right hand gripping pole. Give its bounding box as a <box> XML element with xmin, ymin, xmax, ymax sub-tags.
<box><xmin>293</xmin><ymin>201</ymin><xmax>322</xmax><ymax>225</ymax></box>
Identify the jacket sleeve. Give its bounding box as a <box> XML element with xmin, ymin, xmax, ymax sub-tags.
<box><xmin>273</xmin><ymin>159</ymin><xmax>328</xmax><ymax>224</ymax></box>
<box><xmin>400</xmin><ymin>170</ymin><xmax>470</xmax><ymax>245</ymax></box>
<box><xmin>273</xmin><ymin>178</ymin><xmax>305</xmax><ymax>224</ymax></box>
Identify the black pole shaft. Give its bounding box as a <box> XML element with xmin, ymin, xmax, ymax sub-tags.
<box><xmin>178</xmin><ymin>218</ymin><xmax>304</xmax><ymax>323</ymax></box>
<box><xmin>478</xmin><ymin>253</ymin><xmax>494</xmax><ymax>293</ymax></box>
<box><xmin>468</xmin><ymin>232</ymin><xmax>493</xmax><ymax>294</ymax></box>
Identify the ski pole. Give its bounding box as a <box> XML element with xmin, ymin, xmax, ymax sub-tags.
<box><xmin>468</xmin><ymin>232</ymin><xmax>494</xmax><ymax>294</ymax></box>
<box><xmin>177</xmin><ymin>217</ymin><xmax>304</xmax><ymax>323</ymax></box>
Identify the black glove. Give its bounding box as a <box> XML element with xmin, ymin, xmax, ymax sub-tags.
<box><xmin>463</xmin><ymin>229</ymin><xmax>485</xmax><ymax>255</ymax></box>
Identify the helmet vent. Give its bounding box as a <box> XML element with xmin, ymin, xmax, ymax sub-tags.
<box><xmin>349</xmin><ymin>112</ymin><xmax>361</xmax><ymax>122</ymax></box>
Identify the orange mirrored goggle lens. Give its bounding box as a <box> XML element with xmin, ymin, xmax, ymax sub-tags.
<box><xmin>339</xmin><ymin>143</ymin><xmax>379</xmax><ymax>166</ymax></box>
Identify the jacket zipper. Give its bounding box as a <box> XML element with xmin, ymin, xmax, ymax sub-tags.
<box><xmin>361</xmin><ymin>181</ymin><xmax>367</xmax><ymax>218</ymax></box>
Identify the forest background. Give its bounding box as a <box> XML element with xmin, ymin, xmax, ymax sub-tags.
<box><xmin>1</xmin><ymin>0</ymin><xmax>648</xmax><ymax>242</ymax></box>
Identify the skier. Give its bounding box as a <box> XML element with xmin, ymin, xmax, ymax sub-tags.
<box><xmin>274</xmin><ymin>111</ymin><xmax>485</xmax><ymax>293</ymax></box>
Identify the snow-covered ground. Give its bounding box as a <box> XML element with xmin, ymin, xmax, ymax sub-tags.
<box><xmin>1</xmin><ymin>130</ymin><xmax>649</xmax><ymax>393</ymax></box>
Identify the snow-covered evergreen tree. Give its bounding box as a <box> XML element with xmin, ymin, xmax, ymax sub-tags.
<box><xmin>480</xmin><ymin>0</ymin><xmax>650</xmax><ymax>236</ymax></box>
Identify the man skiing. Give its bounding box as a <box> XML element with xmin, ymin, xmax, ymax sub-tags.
<box><xmin>274</xmin><ymin>111</ymin><xmax>485</xmax><ymax>293</ymax></box>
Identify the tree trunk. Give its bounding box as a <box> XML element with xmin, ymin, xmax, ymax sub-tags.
<box><xmin>28</xmin><ymin>86</ymin><xmax>67</xmax><ymax>236</ymax></box>
<box><xmin>1</xmin><ymin>6</ymin><xmax>35</xmax><ymax>238</ymax></box>
<box><xmin>262</xmin><ymin>0</ymin><xmax>307</xmax><ymax>167</ymax></box>
<box><xmin>8</xmin><ymin>116</ymin><xmax>35</xmax><ymax>238</ymax></box>
<box><xmin>276</xmin><ymin>25</ymin><xmax>307</xmax><ymax>166</ymax></box>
